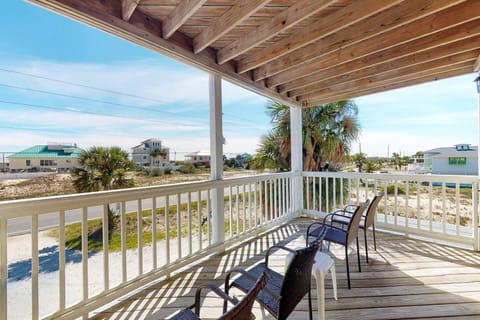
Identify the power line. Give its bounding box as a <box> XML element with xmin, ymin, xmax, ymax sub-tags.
<box><xmin>0</xmin><ymin>82</ymin><xmax>204</xmax><ymax>120</ymax></box>
<box><xmin>0</xmin><ymin>99</ymin><xmax>202</xmax><ymax>127</ymax></box>
<box><xmin>0</xmin><ymin>67</ymin><xmax>173</xmax><ymax>105</ymax></box>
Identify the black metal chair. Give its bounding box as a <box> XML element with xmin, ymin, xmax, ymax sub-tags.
<box><xmin>331</xmin><ymin>194</ymin><xmax>384</xmax><ymax>263</ymax></box>
<box><xmin>170</xmin><ymin>272</ymin><xmax>267</xmax><ymax>320</ymax></box>
<box><xmin>223</xmin><ymin>233</ymin><xmax>325</xmax><ymax>320</ymax></box>
<box><xmin>306</xmin><ymin>203</ymin><xmax>367</xmax><ymax>289</ymax></box>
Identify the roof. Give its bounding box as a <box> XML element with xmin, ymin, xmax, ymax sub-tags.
<box><xmin>185</xmin><ymin>150</ymin><xmax>210</xmax><ymax>157</ymax></box>
<box><xmin>8</xmin><ymin>145</ymin><xmax>84</xmax><ymax>159</ymax></box>
<box><xmin>28</xmin><ymin>0</ymin><xmax>480</xmax><ymax>108</ymax></box>
<box><xmin>424</xmin><ymin>146</ymin><xmax>478</xmax><ymax>158</ymax></box>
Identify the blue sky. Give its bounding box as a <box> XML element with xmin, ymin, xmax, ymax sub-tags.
<box><xmin>1</xmin><ymin>1</ymin><xmax>478</xmax><ymax>158</ymax></box>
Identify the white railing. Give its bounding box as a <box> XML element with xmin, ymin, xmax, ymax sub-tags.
<box><xmin>303</xmin><ymin>171</ymin><xmax>480</xmax><ymax>250</ymax></box>
<box><xmin>0</xmin><ymin>173</ymin><xmax>294</xmax><ymax>320</ymax></box>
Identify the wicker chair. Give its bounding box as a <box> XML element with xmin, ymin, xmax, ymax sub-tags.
<box><xmin>170</xmin><ymin>272</ymin><xmax>266</xmax><ymax>320</ymax></box>
<box><xmin>331</xmin><ymin>194</ymin><xmax>384</xmax><ymax>263</ymax></box>
<box><xmin>306</xmin><ymin>203</ymin><xmax>367</xmax><ymax>289</ymax></box>
<box><xmin>224</xmin><ymin>233</ymin><xmax>325</xmax><ymax>320</ymax></box>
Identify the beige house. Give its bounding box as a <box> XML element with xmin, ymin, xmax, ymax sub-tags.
<box><xmin>184</xmin><ymin>150</ymin><xmax>211</xmax><ymax>167</ymax></box>
<box><xmin>7</xmin><ymin>143</ymin><xmax>83</xmax><ymax>172</ymax></box>
<box><xmin>131</xmin><ymin>138</ymin><xmax>170</xmax><ymax>167</ymax></box>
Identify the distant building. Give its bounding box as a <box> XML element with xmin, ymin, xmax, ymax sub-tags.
<box><xmin>7</xmin><ymin>143</ymin><xmax>84</xmax><ymax>172</ymax></box>
<box><xmin>422</xmin><ymin>144</ymin><xmax>478</xmax><ymax>175</ymax></box>
<box><xmin>131</xmin><ymin>138</ymin><xmax>170</xmax><ymax>167</ymax></box>
<box><xmin>185</xmin><ymin>151</ymin><xmax>210</xmax><ymax>167</ymax></box>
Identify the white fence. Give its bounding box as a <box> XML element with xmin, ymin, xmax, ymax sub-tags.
<box><xmin>0</xmin><ymin>173</ymin><xmax>294</xmax><ymax>320</ymax></box>
<box><xmin>303</xmin><ymin>172</ymin><xmax>480</xmax><ymax>250</ymax></box>
<box><xmin>2</xmin><ymin>171</ymin><xmax>479</xmax><ymax>320</ymax></box>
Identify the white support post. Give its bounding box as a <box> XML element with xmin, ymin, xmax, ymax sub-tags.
<box><xmin>476</xmin><ymin>73</ymin><xmax>480</xmax><ymax>251</ymax></box>
<box><xmin>209</xmin><ymin>74</ymin><xmax>225</xmax><ymax>245</ymax></box>
<box><xmin>290</xmin><ymin>106</ymin><xmax>303</xmax><ymax>216</ymax></box>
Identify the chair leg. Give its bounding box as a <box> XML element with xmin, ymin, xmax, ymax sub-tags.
<box><xmin>356</xmin><ymin>237</ymin><xmax>361</xmax><ymax>273</ymax></box>
<box><xmin>364</xmin><ymin>228</ymin><xmax>369</xmax><ymax>263</ymax></box>
<box><xmin>308</xmin><ymin>285</ymin><xmax>313</xmax><ymax>320</ymax></box>
<box><xmin>345</xmin><ymin>247</ymin><xmax>351</xmax><ymax>289</ymax></box>
<box><xmin>372</xmin><ymin>224</ymin><xmax>377</xmax><ymax>251</ymax></box>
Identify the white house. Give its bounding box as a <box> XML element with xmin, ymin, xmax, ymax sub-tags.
<box><xmin>131</xmin><ymin>138</ymin><xmax>170</xmax><ymax>167</ymax></box>
<box><xmin>184</xmin><ymin>150</ymin><xmax>211</xmax><ymax>167</ymax></box>
<box><xmin>423</xmin><ymin>144</ymin><xmax>478</xmax><ymax>175</ymax></box>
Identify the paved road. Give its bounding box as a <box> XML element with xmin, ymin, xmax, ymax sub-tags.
<box><xmin>6</xmin><ymin>186</ymin><xmax>246</xmax><ymax>236</ymax></box>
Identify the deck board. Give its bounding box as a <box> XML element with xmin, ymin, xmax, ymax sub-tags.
<box><xmin>92</xmin><ymin>218</ymin><xmax>480</xmax><ymax>319</ymax></box>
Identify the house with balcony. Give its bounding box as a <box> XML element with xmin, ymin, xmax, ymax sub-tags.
<box><xmin>7</xmin><ymin>143</ymin><xmax>83</xmax><ymax>172</ymax></box>
<box><xmin>131</xmin><ymin>138</ymin><xmax>170</xmax><ymax>168</ymax></box>
<box><xmin>2</xmin><ymin>1</ymin><xmax>480</xmax><ymax>320</ymax></box>
<box><xmin>184</xmin><ymin>150</ymin><xmax>211</xmax><ymax>167</ymax></box>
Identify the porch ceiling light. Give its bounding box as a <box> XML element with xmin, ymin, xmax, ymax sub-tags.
<box><xmin>475</xmin><ymin>76</ymin><xmax>480</xmax><ymax>93</ymax></box>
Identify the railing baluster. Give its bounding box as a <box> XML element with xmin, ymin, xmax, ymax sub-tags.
<box><xmin>254</xmin><ymin>183</ymin><xmax>257</xmax><ymax>227</ymax></box>
<box><xmin>121</xmin><ymin>202</ymin><xmax>127</xmax><ymax>282</ymax></box>
<box><xmin>455</xmin><ymin>184</ymin><xmax>460</xmax><ymax>236</ymax></box>
<box><xmin>417</xmin><ymin>181</ymin><xmax>421</xmax><ymax>229</ymax></box>
<box><xmin>207</xmin><ymin>189</ymin><xmax>211</xmax><ymax>245</ymax></box>
<box><xmin>405</xmin><ymin>181</ymin><xmax>409</xmax><ymax>228</ymax></box>
<box><xmin>81</xmin><ymin>207</ymin><xmax>88</xmax><ymax>301</ymax></box>
<box><xmin>177</xmin><ymin>194</ymin><xmax>181</xmax><ymax>260</ymax></box>
<box><xmin>102</xmin><ymin>204</ymin><xmax>109</xmax><ymax>291</ymax></box>
<box><xmin>394</xmin><ymin>180</ymin><xmax>398</xmax><ymax>225</ymax></box>
<box><xmin>319</xmin><ymin>176</ymin><xmax>323</xmax><ymax>211</ymax></box>
<box><xmin>259</xmin><ymin>181</ymin><xmax>264</xmax><ymax>225</ymax></box>
<box><xmin>326</xmin><ymin>176</ymin><xmax>329</xmax><ymax>211</ymax></box>
<box><xmin>236</xmin><ymin>185</ymin><xmax>240</xmax><ymax>234</ymax></box>
<box><xmin>0</xmin><ymin>217</ymin><xmax>7</xmax><ymax>320</ymax></box>
<box><xmin>473</xmin><ymin>181</ymin><xmax>479</xmax><ymax>251</ymax></box>
<box><xmin>312</xmin><ymin>176</ymin><xmax>316</xmax><ymax>210</ymax></box>
<box><xmin>429</xmin><ymin>182</ymin><xmax>433</xmax><ymax>231</ymax></box>
<box><xmin>152</xmin><ymin>197</ymin><xmax>158</xmax><ymax>269</ymax></box>
<box><xmin>137</xmin><ymin>199</ymin><xmax>143</xmax><ymax>274</ymax></box>
<box><xmin>442</xmin><ymin>182</ymin><xmax>447</xmax><ymax>234</ymax></box>
<box><xmin>306</xmin><ymin>176</ymin><xmax>310</xmax><ymax>210</ymax></box>
<box><xmin>248</xmin><ymin>184</ymin><xmax>252</xmax><ymax>229</ymax></box>
<box><xmin>340</xmin><ymin>177</ymin><xmax>344</xmax><ymax>207</ymax></box>
<box><xmin>165</xmin><ymin>196</ymin><xmax>170</xmax><ymax>264</ymax></box>
<box><xmin>333</xmin><ymin>176</ymin><xmax>337</xmax><ymax>210</ymax></box>
<box><xmin>228</xmin><ymin>186</ymin><xmax>233</xmax><ymax>237</ymax></box>
<box><xmin>187</xmin><ymin>193</ymin><xmax>192</xmax><ymax>255</ymax></box>
<box><xmin>59</xmin><ymin>210</ymin><xmax>66</xmax><ymax>311</ymax></box>
<box><xmin>32</xmin><ymin>215</ymin><xmax>39</xmax><ymax>320</ymax></box>
<box><xmin>197</xmin><ymin>191</ymin><xmax>202</xmax><ymax>250</ymax></box>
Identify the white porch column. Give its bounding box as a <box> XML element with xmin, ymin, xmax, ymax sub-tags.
<box><xmin>475</xmin><ymin>73</ymin><xmax>480</xmax><ymax>251</ymax></box>
<box><xmin>209</xmin><ymin>74</ymin><xmax>225</xmax><ymax>244</ymax></box>
<box><xmin>290</xmin><ymin>106</ymin><xmax>303</xmax><ymax>216</ymax></box>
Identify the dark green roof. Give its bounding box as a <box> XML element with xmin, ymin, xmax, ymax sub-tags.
<box><xmin>8</xmin><ymin>145</ymin><xmax>84</xmax><ymax>159</ymax></box>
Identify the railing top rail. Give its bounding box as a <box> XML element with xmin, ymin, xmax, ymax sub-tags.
<box><xmin>0</xmin><ymin>172</ymin><xmax>297</xmax><ymax>218</ymax></box>
<box><xmin>302</xmin><ymin>171</ymin><xmax>480</xmax><ymax>183</ymax></box>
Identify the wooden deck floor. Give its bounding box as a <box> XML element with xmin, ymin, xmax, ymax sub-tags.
<box><xmin>92</xmin><ymin>218</ymin><xmax>480</xmax><ymax>320</ymax></box>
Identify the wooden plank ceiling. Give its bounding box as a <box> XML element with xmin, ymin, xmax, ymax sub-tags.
<box><xmin>29</xmin><ymin>0</ymin><xmax>480</xmax><ymax>108</ymax></box>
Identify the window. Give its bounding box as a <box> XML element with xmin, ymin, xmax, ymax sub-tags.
<box><xmin>26</xmin><ymin>160</ymin><xmax>31</xmax><ymax>166</ymax></box>
<box><xmin>40</xmin><ymin>160</ymin><xmax>58</xmax><ymax>166</ymax></box>
<box><xmin>448</xmin><ymin>157</ymin><xmax>467</xmax><ymax>165</ymax></box>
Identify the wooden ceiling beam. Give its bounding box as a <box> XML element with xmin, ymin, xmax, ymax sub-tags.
<box><xmin>267</xmin><ymin>2</ymin><xmax>480</xmax><ymax>88</ymax></box>
<box><xmin>253</xmin><ymin>0</ymin><xmax>466</xmax><ymax>82</ymax></box>
<box><xmin>216</xmin><ymin>0</ymin><xmax>335</xmax><ymax>65</ymax></box>
<box><xmin>29</xmin><ymin>0</ymin><xmax>300</xmax><ymax>108</ymax></box>
<box><xmin>474</xmin><ymin>54</ymin><xmax>480</xmax><ymax>72</ymax></box>
<box><xmin>192</xmin><ymin>0</ymin><xmax>269</xmax><ymax>54</ymax></box>
<box><xmin>298</xmin><ymin>60</ymin><xmax>475</xmax><ymax>103</ymax></box>
<box><xmin>303</xmin><ymin>66</ymin><xmax>472</xmax><ymax>107</ymax></box>
<box><xmin>121</xmin><ymin>0</ymin><xmax>139</xmax><ymax>21</ymax></box>
<box><xmin>162</xmin><ymin>0</ymin><xmax>207</xmax><ymax>39</ymax></box>
<box><xmin>288</xmin><ymin>49</ymin><xmax>480</xmax><ymax>98</ymax></box>
<box><xmin>278</xmin><ymin>21</ymin><xmax>480</xmax><ymax>94</ymax></box>
<box><xmin>236</xmin><ymin>0</ymin><xmax>402</xmax><ymax>74</ymax></box>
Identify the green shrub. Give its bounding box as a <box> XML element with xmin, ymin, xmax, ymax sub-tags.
<box><xmin>179</xmin><ymin>163</ymin><xmax>195</xmax><ymax>174</ymax></box>
<box><xmin>150</xmin><ymin>168</ymin><xmax>163</xmax><ymax>177</ymax></box>
<box><xmin>164</xmin><ymin>167</ymin><xmax>172</xmax><ymax>175</ymax></box>
<box><xmin>386</xmin><ymin>184</ymin><xmax>405</xmax><ymax>195</ymax></box>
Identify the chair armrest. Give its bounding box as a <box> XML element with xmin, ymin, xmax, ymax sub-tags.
<box><xmin>193</xmin><ymin>282</ymin><xmax>239</xmax><ymax>315</ymax></box>
<box><xmin>264</xmin><ymin>245</ymin><xmax>296</xmax><ymax>266</ymax></box>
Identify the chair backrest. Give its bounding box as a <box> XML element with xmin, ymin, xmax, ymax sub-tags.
<box><xmin>363</xmin><ymin>193</ymin><xmax>384</xmax><ymax>229</ymax></box>
<box><xmin>219</xmin><ymin>272</ymin><xmax>267</xmax><ymax>320</ymax></box>
<box><xmin>278</xmin><ymin>242</ymin><xmax>319</xmax><ymax>319</ymax></box>
<box><xmin>346</xmin><ymin>203</ymin><xmax>367</xmax><ymax>245</ymax></box>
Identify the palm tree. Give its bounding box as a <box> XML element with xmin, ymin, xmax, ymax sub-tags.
<box><xmin>150</xmin><ymin>148</ymin><xmax>168</xmax><ymax>166</ymax></box>
<box><xmin>255</xmin><ymin>100</ymin><xmax>360</xmax><ymax>171</ymax></box>
<box><xmin>72</xmin><ymin>146</ymin><xmax>135</xmax><ymax>232</ymax></box>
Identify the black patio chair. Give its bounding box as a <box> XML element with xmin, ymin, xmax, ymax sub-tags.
<box><xmin>170</xmin><ymin>272</ymin><xmax>267</xmax><ymax>320</ymax></box>
<box><xmin>331</xmin><ymin>194</ymin><xmax>384</xmax><ymax>263</ymax></box>
<box><xmin>306</xmin><ymin>203</ymin><xmax>367</xmax><ymax>289</ymax></box>
<box><xmin>224</xmin><ymin>232</ymin><xmax>326</xmax><ymax>320</ymax></box>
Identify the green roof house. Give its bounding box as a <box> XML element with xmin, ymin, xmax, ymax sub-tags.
<box><xmin>7</xmin><ymin>143</ymin><xmax>84</xmax><ymax>172</ymax></box>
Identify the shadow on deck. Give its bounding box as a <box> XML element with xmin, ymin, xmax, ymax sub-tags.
<box><xmin>92</xmin><ymin>218</ymin><xmax>480</xmax><ymax>320</ymax></box>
